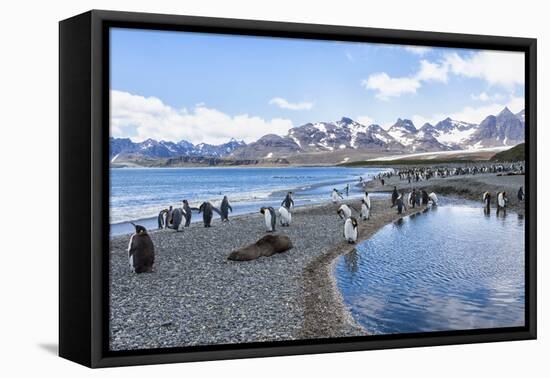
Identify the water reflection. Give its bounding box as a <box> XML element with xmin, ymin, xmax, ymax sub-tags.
<box><xmin>336</xmin><ymin>206</ymin><xmax>525</xmax><ymax>335</ymax></box>
<box><xmin>343</xmin><ymin>249</ymin><xmax>359</xmax><ymax>274</ymax></box>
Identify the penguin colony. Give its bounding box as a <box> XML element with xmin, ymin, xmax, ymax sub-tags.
<box><xmin>130</xmin><ymin>187</ymin><xmax>433</xmax><ymax>272</ymax></box>
<box><xmin>127</xmin><ymin>164</ymin><xmax>523</xmax><ymax>272</ymax></box>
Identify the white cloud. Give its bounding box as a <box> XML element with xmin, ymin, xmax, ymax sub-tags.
<box><xmin>362</xmin><ymin>73</ymin><xmax>421</xmax><ymax>100</ymax></box>
<box><xmin>445</xmin><ymin>51</ymin><xmax>524</xmax><ymax>88</ymax></box>
<box><xmin>404</xmin><ymin>46</ymin><xmax>432</xmax><ymax>55</ymax></box>
<box><xmin>269</xmin><ymin>97</ymin><xmax>314</xmax><ymax>110</ymax></box>
<box><xmin>416</xmin><ymin>60</ymin><xmax>448</xmax><ymax>83</ymax></box>
<box><xmin>362</xmin><ymin>50</ymin><xmax>523</xmax><ymax>100</ymax></box>
<box><xmin>111</xmin><ymin>90</ymin><xmax>294</xmax><ymax>144</ymax></box>
<box><xmin>356</xmin><ymin>115</ymin><xmax>375</xmax><ymax>126</ymax></box>
<box><xmin>411</xmin><ymin>95</ymin><xmax>525</xmax><ymax>125</ymax></box>
<box><xmin>362</xmin><ymin>59</ymin><xmax>447</xmax><ymax>100</ymax></box>
<box><xmin>470</xmin><ymin>92</ymin><xmax>505</xmax><ymax>102</ymax></box>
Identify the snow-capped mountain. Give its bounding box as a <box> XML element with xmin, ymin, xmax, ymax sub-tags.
<box><xmin>109</xmin><ymin>137</ymin><xmax>245</xmax><ymax>161</ymax></box>
<box><xmin>110</xmin><ymin>107</ymin><xmax>525</xmax><ymax>163</ymax></box>
<box><xmin>289</xmin><ymin>117</ymin><xmax>402</xmax><ymax>151</ymax></box>
<box><xmin>465</xmin><ymin>107</ymin><xmax>525</xmax><ymax>148</ymax></box>
<box><xmin>430</xmin><ymin>118</ymin><xmax>478</xmax><ymax>149</ymax></box>
<box><xmin>516</xmin><ymin>109</ymin><xmax>525</xmax><ymax>123</ymax></box>
<box><xmin>387</xmin><ymin>119</ymin><xmax>451</xmax><ymax>152</ymax></box>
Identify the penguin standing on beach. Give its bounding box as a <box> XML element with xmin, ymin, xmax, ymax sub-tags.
<box><xmin>421</xmin><ymin>190</ymin><xmax>429</xmax><ymax>205</ymax></box>
<box><xmin>260</xmin><ymin>207</ymin><xmax>277</xmax><ymax>232</ymax></box>
<box><xmin>360</xmin><ymin>199</ymin><xmax>370</xmax><ymax>221</ymax></box>
<box><xmin>391</xmin><ymin>186</ymin><xmax>399</xmax><ymax>206</ymax></box>
<box><xmin>331</xmin><ymin>188</ymin><xmax>343</xmax><ymax>203</ymax></box>
<box><xmin>483</xmin><ymin>191</ymin><xmax>491</xmax><ymax>210</ymax></box>
<box><xmin>157</xmin><ymin>208</ymin><xmax>169</xmax><ymax>229</ymax></box>
<box><xmin>497</xmin><ymin>192</ymin><xmax>508</xmax><ymax>214</ymax></box>
<box><xmin>198</xmin><ymin>201</ymin><xmax>221</xmax><ymax>228</ymax></box>
<box><xmin>337</xmin><ymin>204</ymin><xmax>353</xmax><ymax>220</ymax></box>
<box><xmin>281</xmin><ymin>192</ymin><xmax>294</xmax><ymax>210</ymax></box>
<box><xmin>167</xmin><ymin>207</ymin><xmax>185</xmax><ymax>231</ymax></box>
<box><xmin>278</xmin><ymin>206</ymin><xmax>292</xmax><ymax>227</ymax></box>
<box><xmin>363</xmin><ymin>191</ymin><xmax>371</xmax><ymax>211</ymax></box>
<box><xmin>393</xmin><ymin>194</ymin><xmax>406</xmax><ymax>214</ymax></box>
<box><xmin>518</xmin><ymin>186</ymin><xmax>525</xmax><ymax>202</ymax></box>
<box><xmin>128</xmin><ymin>223</ymin><xmax>154</xmax><ymax>274</ymax></box>
<box><xmin>220</xmin><ymin>196</ymin><xmax>233</xmax><ymax>222</ymax></box>
<box><xmin>182</xmin><ymin>200</ymin><xmax>197</xmax><ymax>227</ymax></box>
<box><xmin>343</xmin><ymin>217</ymin><xmax>358</xmax><ymax>244</ymax></box>
<box><xmin>428</xmin><ymin>192</ymin><xmax>438</xmax><ymax>206</ymax></box>
<box><xmin>408</xmin><ymin>190</ymin><xmax>416</xmax><ymax>208</ymax></box>
<box><xmin>166</xmin><ymin>205</ymin><xmax>173</xmax><ymax>227</ymax></box>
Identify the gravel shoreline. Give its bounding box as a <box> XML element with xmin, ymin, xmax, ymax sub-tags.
<box><xmin>365</xmin><ymin>172</ymin><xmax>526</xmax><ymax>213</ymax></box>
<box><xmin>110</xmin><ymin>173</ymin><xmax>525</xmax><ymax>351</ymax></box>
<box><xmin>109</xmin><ymin>196</ymin><xmax>425</xmax><ymax>350</ymax></box>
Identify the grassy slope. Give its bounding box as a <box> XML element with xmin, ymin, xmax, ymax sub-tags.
<box><xmin>490</xmin><ymin>143</ymin><xmax>525</xmax><ymax>162</ymax></box>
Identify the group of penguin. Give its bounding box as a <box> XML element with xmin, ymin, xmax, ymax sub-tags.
<box><xmin>259</xmin><ymin>191</ymin><xmax>294</xmax><ymax>233</ymax></box>
<box><xmin>334</xmin><ymin>190</ymin><xmax>372</xmax><ymax>244</ymax></box>
<box><xmin>126</xmin><ymin>185</ymin><xmax>443</xmax><ymax>273</ymax></box>
<box><xmin>157</xmin><ymin>196</ymin><xmax>233</xmax><ymax>230</ymax></box>
<box><xmin>482</xmin><ymin>187</ymin><xmax>524</xmax><ymax>213</ymax></box>
<box><xmin>127</xmin><ymin>196</ymin><xmax>231</xmax><ymax>274</ymax></box>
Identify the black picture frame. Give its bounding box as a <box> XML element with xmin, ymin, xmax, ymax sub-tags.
<box><xmin>59</xmin><ymin>9</ymin><xmax>537</xmax><ymax>368</ymax></box>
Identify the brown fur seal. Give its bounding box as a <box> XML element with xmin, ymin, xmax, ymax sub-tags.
<box><xmin>227</xmin><ymin>234</ymin><xmax>293</xmax><ymax>261</ymax></box>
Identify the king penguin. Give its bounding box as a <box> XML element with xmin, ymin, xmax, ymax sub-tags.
<box><xmin>220</xmin><ymin>195</ymin><xmax>233</xmax><ymax>222</ymax></box>
<box><xmin>128</xmin><ymin>223</ymin><xmax>155</xmax><ymax>273</ymax></box>
<box><xmin>279</xmin><ymin>206</ymin><xmax>291</xmax><ymax>227</ymax></box>
<box><xmin>260</xmin><ymin>207</ymin><xmax>277</xmax><ymax>232</ymax></box>
<box><xmin>343</xmin><ymin>217</ymin><xmax>358</xmax><ymax>244</ymax></box>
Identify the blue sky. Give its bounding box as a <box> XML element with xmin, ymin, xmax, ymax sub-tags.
<box><xmin>110</xmin><ymin>28</ymin><xmax>525</xmax><ymax>144</ymax></box>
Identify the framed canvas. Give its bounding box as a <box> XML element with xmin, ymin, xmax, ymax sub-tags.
<box><xmin>59</xmin><ymin>10</ymin><xmax>537</xmax><ymax>368</ymax></box>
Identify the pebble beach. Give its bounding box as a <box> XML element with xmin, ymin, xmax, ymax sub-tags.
<box><xmin>109</xmin><ymin>196</ymin><xmax>426</xmax><ymax>350</ymax></box>
<box><xmin>109</xmin><ymin>172</ymin><xmax>525</xmax><ymax>351</ymax></box>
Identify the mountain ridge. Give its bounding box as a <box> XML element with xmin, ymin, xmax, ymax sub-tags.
<box><xmin>110</xmin><ymin>107</ymin><xmax>525</xmax><ymax>163</ymax></box>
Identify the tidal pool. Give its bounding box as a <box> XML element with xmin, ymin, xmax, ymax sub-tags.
<box><xmin>335</xmin><ymin>205</ymin><xmax>525</xmax><ymax>335</ymax></box>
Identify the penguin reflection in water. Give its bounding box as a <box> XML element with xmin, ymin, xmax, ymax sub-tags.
<box><xmin>260</xmin><ymin>207</ymin><xmax>277</xmax><ymax>232</ymax></box>
<box><xmin>343</xmin><ymin>217</ymin><xmax>358</xmax><ymax>244</ymax></box>
<box><xmin>128</xmin><ymin>223</ymin><xmax>155</xmax><ymax>273</ymax></box>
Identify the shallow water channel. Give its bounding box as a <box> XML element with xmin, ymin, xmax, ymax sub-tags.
<box><xmin>335</xmin><ymin>204</ymin><xmax>525</xmax><ymax>335</ymax></box>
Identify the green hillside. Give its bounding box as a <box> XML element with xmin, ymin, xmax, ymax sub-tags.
<box><xmin>490</xmin><ymin>143</ymin><xmax>525</xmax><ymax>162</ymax></box>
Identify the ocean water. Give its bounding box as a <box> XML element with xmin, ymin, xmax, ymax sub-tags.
<box><xmin>335</xmin><ymin>205</ymin><xmax>525</xmax><ymax>334</ymax></box>
<box><xmin>110</xmin><ymin>166</ymin><xmax>388</xmax><ymax>235</ymax></box>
